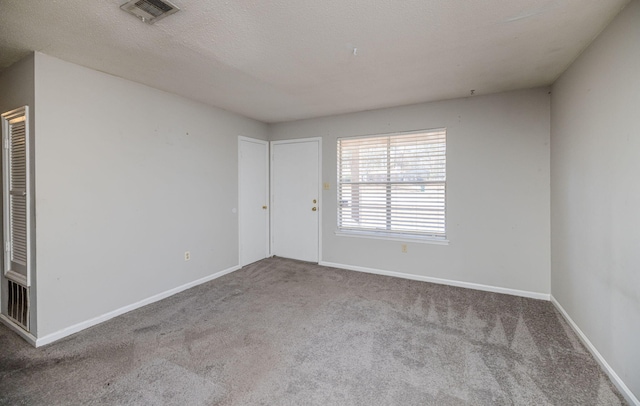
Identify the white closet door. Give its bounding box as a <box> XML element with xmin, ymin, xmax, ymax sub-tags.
<box><xmin>239</xmin><ymin>137</ymin><xmax>270</xmax><ymax>266</ymax></box>
<box><xmin>2</xmin><ymin>106</ymin><xmax>30</xmax><ymax>286</ymax></box>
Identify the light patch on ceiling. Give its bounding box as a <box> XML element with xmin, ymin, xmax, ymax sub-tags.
<box><xmin>120</xmin><ymin>0</ymin><xmax>180</xmax><ymax>24</ymax></box>
<box><xmin>503</xmin><ymin>1</ymin><xmax>562</xmax><ymax>23</ymax></box>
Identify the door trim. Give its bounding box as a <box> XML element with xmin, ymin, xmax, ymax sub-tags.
<box><xmin>238</xmin><ymin>136</ymin><xmax>270</xmax><ymax>267</ymax></box>
<box><xmin>269</xmin><ymin>137</ymin><xmax>322</xmax><ymax>263</ymax></box>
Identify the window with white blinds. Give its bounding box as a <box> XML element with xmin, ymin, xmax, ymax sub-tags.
<box><xmin>337</xmin><ymin>129</ymin><xmax>446</xmax><ymax>240</ymax></box>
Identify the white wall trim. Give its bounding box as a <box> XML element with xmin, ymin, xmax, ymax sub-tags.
<box><xmin>35</xmin><ymin>265</ymin><xmax>241</xmax><ymax>347</ymax></box>
<box><xmin>0</xmin><ymin>314</ymin><xmax>37</xmax><ymax>346</ymax></box>
<box><xmin>335</xmin><ymin>230</ymin><xmax>450</xmax><ymax>245</ymax></box>
<box><xmin>319</xmin><ymin>261</ymin><xmax>550</xmax><ymax>301</ymax></box>
<box><xmin>551</xmin><ymin>295</ymin><xmax>640</xmax><ymax>406</ymax></box>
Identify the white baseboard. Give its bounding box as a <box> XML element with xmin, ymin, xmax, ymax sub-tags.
<box><xmin>318</xmin><ymin>261</ymin><xmax>550</xmax><ymax>301</ymax></box>
<box><xmin>0</xmin><ymin>314</ymin><xmax>37</xmax><ymax>346</ymax></box>
<box><xmin>551</xmin><ymin>296</ymin><xmax>639</xmax><ymax>406</ymax></box>
<box><xmin>35</xmin><ymin>264</ymin><xmax>241</xmax><ymax>347</ymax></box>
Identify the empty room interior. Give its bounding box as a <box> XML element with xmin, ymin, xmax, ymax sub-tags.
<box><xmin>0</xmin><ymin>0</ymin><xmax>638</xmax><ymax>405</ymax></box>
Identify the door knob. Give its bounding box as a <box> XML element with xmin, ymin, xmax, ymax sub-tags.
<box><xmin>313</xmin><ymin>199</ymin><xmax>317</xmax><ymax>203</ymax></box>
<box><xmin>262</xmin><ymin>205</ymin><xmax>268</xmax><ymax>209</ymax></box>
<box><xmin>312</xmin><ymin>207</ymin><xmax>317</xmax><ymax>211</ymax></box>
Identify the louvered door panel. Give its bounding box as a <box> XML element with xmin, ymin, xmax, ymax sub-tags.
<box><xmin>2</xmin><ymin>106</ymin><xmax>30</xmax><ymax>286</ymax></box>
<box><xmin>11</xmin><ymin>195</ymin><xmax>28</xmax><ymax>265</ymax></box>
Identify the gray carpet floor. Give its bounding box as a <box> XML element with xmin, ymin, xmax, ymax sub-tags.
<box><xmin>0</xmin><ymin>257</ymin><xmax>628</xmax><ymax>405</ymax></box>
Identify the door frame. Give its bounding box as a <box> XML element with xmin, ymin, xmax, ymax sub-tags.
<box><xmin>269</xmin><ymin>137</ymin><xmax>322</xmax><ymax>262</ymax></box>
<box><xmin>238</xmin><ymin>136</ymin><xmax>270</xmax><ymax>267</ymax></box>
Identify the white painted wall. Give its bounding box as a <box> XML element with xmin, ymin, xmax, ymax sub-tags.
<box><xmin>270</xmin><ymin>88</ymin><xmax>551</xmax><ymax>296</ymax></box>
<box><xmin>33</xmin><ymin>53</ymin><xmax>267</xmax><ymax>337</ymax></box>
<box><xmin>0</xmin><ymin>53</ymin><xmax>38</xmax><ymax>335</ymax></box>
<box><xmin>551</xmin><ymin>0</ymin><xmax>640</xmax><ymax>401</ymax></box>
<box><xmin>0</xmin><ymin>54</ymin><xmax>34</xmax><ymax>115</ymax></box>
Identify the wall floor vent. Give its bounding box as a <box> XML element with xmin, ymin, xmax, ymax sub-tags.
<box><xmin>7</xmin><ymin>279</ymin><xmax>29</xmax><ymax>331</ymax></box>
<box><xmin>120</xmin><ymin>0</ymin><xmax>180</xmax><ymax>24</ymax></box>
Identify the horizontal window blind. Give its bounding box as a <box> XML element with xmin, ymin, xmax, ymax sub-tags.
<box><xmin>337</xmin><ymin>129</ymin><xmax>446</xmax><ymax>239</ymax></box>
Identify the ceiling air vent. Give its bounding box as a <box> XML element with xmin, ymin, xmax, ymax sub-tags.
<box><xmin>120</xmin><ymin>0</ymin><xmax>180</xmax><ymax>24</ymax></box>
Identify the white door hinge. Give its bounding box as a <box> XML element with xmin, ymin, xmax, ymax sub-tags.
<box><xmin>5</xmin><ymin>241</ymin><xmax>10</xmax><ymax>252</ymax></box>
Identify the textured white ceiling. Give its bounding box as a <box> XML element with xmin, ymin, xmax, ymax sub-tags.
<box><xmin>0</xmin><ymin>0</ymin><xmax>630</xmax><ymax>123</ymax></box>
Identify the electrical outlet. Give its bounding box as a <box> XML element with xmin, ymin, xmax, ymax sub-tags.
<box><xmin>184</xmin><ymin>251</ymin><xmax>191</xmax><ymax>261</ymax></box>
<box><xmin>401</xmin><ymin>244</ymin><xmax>408</xmax><ymax>253</ymax></box>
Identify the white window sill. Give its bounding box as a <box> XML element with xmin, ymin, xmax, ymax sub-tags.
<box><xmin>335</xmin><ymin>230</ymin><xmax>449</xmax><ymax>245</ymax></box>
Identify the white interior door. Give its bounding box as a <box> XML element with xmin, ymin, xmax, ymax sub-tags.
<box><xmin>239</xmin><ymin>137</ymin><xmax>269</xmax><ymax>266</ymax></box>
<box><xmin>271</xmin><ymin>138</ymin><xmax>320</xmax><ymax>262</ymax></box>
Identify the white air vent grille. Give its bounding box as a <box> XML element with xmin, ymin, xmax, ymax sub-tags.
<box><xmin>120</xmin><ymin>0</ymin><xmax>180</xmax><ymax>24</ymax></box>
<box><xmin>7</xmin><ymin>280</ymin><xmax>29</xmax><ymax>331</ymax></box>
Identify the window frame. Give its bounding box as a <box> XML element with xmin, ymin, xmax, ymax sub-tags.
<box><xmin>336</xmin><ymin>128</ymin><xmax>448</xmax><ymax>244</ymax></box>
